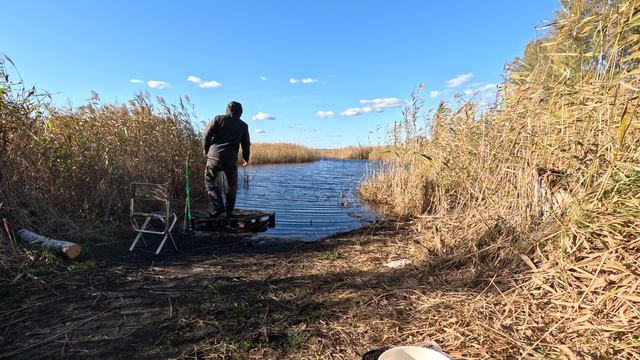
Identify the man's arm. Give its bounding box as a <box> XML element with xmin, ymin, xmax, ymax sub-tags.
<box><xmin>240</xmin><ymin>123</ymin><xmax>251</xmax><ymax>164</ymax></box>
<box><xmin>202</xmin><ymin>117</ymin><xmax>218</xmax><ymax>156</ymax></box>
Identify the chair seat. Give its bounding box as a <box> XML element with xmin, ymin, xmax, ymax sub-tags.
<box><xmin>131</xmin><ymin>211</ymin><xmax>176</xmax><ymax>221</ymax></box>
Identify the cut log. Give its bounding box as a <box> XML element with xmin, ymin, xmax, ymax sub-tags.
<box><xmin>16</xmin><ymin>229</ymin><xmax>81</xmax><ymax>259</ymax></box>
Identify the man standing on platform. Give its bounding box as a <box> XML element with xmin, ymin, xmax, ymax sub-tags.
<box><xmin>203</xmin><ymin>101</ymin><xmax>251</xmax><ymax>217</ymax></box>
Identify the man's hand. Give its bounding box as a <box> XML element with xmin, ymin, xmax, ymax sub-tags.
<box><xmin>241</xmin><ymin>160</ymin><xmax>248</xmax><ymax>167</ymax></box>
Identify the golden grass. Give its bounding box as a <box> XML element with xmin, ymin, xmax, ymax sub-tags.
<box><xmin>316</xmin><ymin>146</ymin><xmax>394</xmax><ymax>160</ymax></box>
<box><xmin>248</xmin><ymin>143</ymin><xmax>318</xmax><ymax>165</ymax></box>
<box><xmin>360</xmin><ymin>159</ymin><xmax>436</xmax><ymax>215</ymax></box>
<box><xmin>360</xmin><ymin>1</ymin><xmax>640</xmax><ymax>357</ymax></box>
<box><xmin>0</xmin><ymin>92</ymin><xmax>203</xmax><ymax>234</ymax></box>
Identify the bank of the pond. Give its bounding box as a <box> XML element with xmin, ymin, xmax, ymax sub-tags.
<box><xmin>0</xmin><ymin>218</ymin><xmax>582</xmax><ymax>360</ymax></box>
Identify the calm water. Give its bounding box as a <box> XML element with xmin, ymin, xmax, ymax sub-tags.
<box><xmin>235</xmin><ymin>158</ymin><xmax>378</xmax><ymax>241</ymax></box>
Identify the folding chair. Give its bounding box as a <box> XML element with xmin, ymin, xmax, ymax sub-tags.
<box><xmin>129</xmin><ymin>182</ymin><xmax>178</xmax><ymax>255</ymax></box>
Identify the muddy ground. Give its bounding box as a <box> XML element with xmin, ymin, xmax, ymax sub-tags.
<box><xmin>1</xmin><ymin>221</ymin><xmax>492</xmax><ymax>359</ymax></box>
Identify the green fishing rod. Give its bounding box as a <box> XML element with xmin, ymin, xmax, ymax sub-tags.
<box><xmin>185</xmin><ymin>155</ymin><xmax>193</xmax><ymax>234</ymax></box>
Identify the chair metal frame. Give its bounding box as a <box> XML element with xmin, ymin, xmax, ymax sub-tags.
<box><xmin>129</xmin><ymin>182</ymin><xmax>178</xmax><ymax>255</ymax></box>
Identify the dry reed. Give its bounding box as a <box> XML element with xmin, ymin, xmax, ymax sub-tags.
<box><xmin>317</xmin><ymin>146</ymin><xmax>394</xmax><ymax>160</ymax></box>
<box><xmin>360</xmin><ymin>0</ymin><xmax>640</xmax><ymax>357</ymax></box>
<box><xmin>248</xmin><ymin>143</ymin><xmax>318</xmax><ymax>165</ymax></box>
<box><xmin>0</xmin><ymin>87</ymin><xmax>204</xmax><ymax>236</ymax></box>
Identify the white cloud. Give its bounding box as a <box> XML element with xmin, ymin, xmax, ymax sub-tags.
<box><xmin>316</xmin><ymin>111</ymin><xmax>335</xmax><ymax>118</ymax></box>
<box><xmin>446</xmin><ymin>72</ymin><xmax>474</xmax><ymax>88</ymax></box>
<box><xmin>478</xmin><ymin>83</ymin><xmax>497</xmax><ymax>93</ymax></box>
<box><xmin>187</xmin><ymin>75</ymin><xmax>223</xmax><ymax>88</ymax></box>
<box><xmin>477</xmin><ymin>84</ymin><xmax>499</xmax><ymax>104</ymax></box>
<box><xmin>252</xmin><ymin>112</ymin><xmax>276</xmax><ymax>121</ymax></box>
<box><xmin>289</xmin><ymin>77</ymin><xmax>318</xmax><ymax>84</ymax></box>
<box><xmin>464</xmin><ymin>83</ymin><xmax>497</xmax><ymax>97</ymax></box>
<box><xmin>129</xmin><ymin>79</ymin><xmax>144</xmax><ymax>84</ymax></box>
<box><xmin>340</xmin><ymin>107</ymin><xmax>383</xmax><ymax>117</ymax></box>
<box><xmin>429</xmin><ymin>90</ymin><xmax>441</xmax><ymax>98</ymax></box>
<box><xmin>359</xmin><ymin>97</ymin><xmax>404</xmax><ymax>109</ymax></box>
<box><xmin>340</xmin><ymin>97</ymin><xmax>405</xmax><ymax>117</ymax></box>
<box><xmin>187</xmin><ymin>75</ymin><xmax>202</xmax><ymax>84</ymax></box>
<box><xmin>147</xmin><ymin>80</ymin><xmax>171</xmax><ymax>89</ymax></box>
<box><xmin>341</xmin><ymin>108</ymin><xmax>362</xmax><ymax>117</ymax></box>
<box><xmin>199</xmin><ymin>80</ymin><xmax>222</xmax><ymax>88</ymax></box>
<box><xmin>260</xmin><ymin>75</ymin><xmax>268</xmax><ymax>81</ymax></box>
<box><xmin>255</xmin><ymin>129</ymin><xmax>267</xmax><ymax>134</ymax></box>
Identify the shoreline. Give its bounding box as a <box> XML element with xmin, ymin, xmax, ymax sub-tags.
<box><xmin>1</xmin><ymin>221</ymin><xmax>451</xmax><ymax>359</ymax></box>
<box><xmin>0</xmin><ymin>218</ymin><xmax>605</xmax><ymax>359</ymax></box>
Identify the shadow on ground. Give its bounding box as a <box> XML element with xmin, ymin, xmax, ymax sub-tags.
<box><xmin>0</xmin><ymin>221</ymin><xmax>527</xmax><ymax>359</ymax></box>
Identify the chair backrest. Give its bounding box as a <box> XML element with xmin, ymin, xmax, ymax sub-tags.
<box><xmin>131</xmin><ymin>182</ymin><xmax>170</xmax><ymax>202</ymax></box>
<box><xmin>130</xmin><ymin>182</ymin><xmax>170</xmax><ymax>217</ymax></box>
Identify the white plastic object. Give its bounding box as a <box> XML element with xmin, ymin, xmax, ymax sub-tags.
<box><xmin>378</xmin><ymin>346</ymin><xmax>451</xmax><ymax>360</ymax></box>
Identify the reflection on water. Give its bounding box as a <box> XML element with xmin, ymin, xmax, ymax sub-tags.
<box><xmin>235</xmin><ymin>158</ymin><xmax>379</xmax><ymax>241</ymax></box>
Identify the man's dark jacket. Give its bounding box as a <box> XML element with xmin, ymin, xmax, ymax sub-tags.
<box><xmin>203</xmin><ymin>102</ymin><xmax>250</xmax><ymax>168</ymax></box>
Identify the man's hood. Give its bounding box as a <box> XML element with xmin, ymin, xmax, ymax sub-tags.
<box><xmin>226</xmin><ymin>101</ymin><xmax>243</xmax><ymax>118</ymax></box>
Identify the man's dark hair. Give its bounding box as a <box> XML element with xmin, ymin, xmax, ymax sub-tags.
<box><xmin>226</xmin><ymin>101</ymin><xmax>243</xmax><ymax>118</ymax></box>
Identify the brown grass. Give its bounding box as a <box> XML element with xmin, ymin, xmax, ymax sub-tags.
<box><xmin>0</xmin><ymin>90</ymin><xmax>203</xmax><ymax>235</ymax></box>
<box><xmin>249</xmin><ymin>143</ymin><xmax>318</xmax><ymax>165</ymax></box>
<box><xmin>360</xmin><ymin>1</ymin><xmax>640</xmax><ymax>357</ymax></box>
<box><xmin>316</xmin><ymin>146</ymin><xmax>395</xmax><ymax>160</ymax></box>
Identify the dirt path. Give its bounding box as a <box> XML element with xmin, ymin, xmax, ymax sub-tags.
<box><xmin>1</xmin><ymin>222</ymin><xmax>495</xmax><ymax>359</ymax></box>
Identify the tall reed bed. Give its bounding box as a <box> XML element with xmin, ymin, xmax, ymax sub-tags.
<box><xmin>316</xmin><ymin>145</ymin><xmax>391</xmax><ymax>160</ymax></box>
<box><xmin>317</xmin><ymin>146</ymin><xmax>372</xmax><ymax>160</ymax></box>
<box><xmin>361</xmin><ymin>1</ymin><xmax>640</xmax><ymax>357</ymax></box>
<box><xmin>0</xmin><ymin>79</ymin><xmax>204</xmax><ymax>235</ymax></box>
<box><xmin>248</xmin><ymin>143</ymin><xmax>318</xmax><ymax>164</ymax></box>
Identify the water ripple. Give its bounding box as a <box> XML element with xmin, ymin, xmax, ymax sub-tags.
<box><xmin>235</xmin><ymin>158</ymin><xmax>379</xmax><ymax>241</ymax></box>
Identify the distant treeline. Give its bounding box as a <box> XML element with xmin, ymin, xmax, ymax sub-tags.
<box><xmin>316</xmin><ymin>146</ymin><xmax>388</xmax><ymax>160</ymax></box>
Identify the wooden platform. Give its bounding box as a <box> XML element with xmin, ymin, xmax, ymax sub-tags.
<box><xmin>191</xmin><ymin>209</ymin><xmax>275</xmax><ymax>233</ymax></box>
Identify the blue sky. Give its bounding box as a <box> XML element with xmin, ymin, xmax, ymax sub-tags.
<box><xmin>2</xmin><ymin>1</ymin><xmax>558</xmax><ymax>148</ymax></box>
